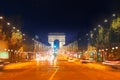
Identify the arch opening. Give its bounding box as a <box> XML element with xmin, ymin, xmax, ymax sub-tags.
<box><xmin>54</xmin><ymin>39</ymin><xmax>59</xmax><ymax>49</ymax></box>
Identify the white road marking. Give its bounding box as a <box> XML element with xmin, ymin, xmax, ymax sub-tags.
<box><xmin>49</xmin><ymin>67</ymin><xmax>59</xmax><ymax>80</ymax></box>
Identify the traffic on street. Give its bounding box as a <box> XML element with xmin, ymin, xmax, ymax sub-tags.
<box><xmin>0</xmin><ymin>0</ymin><xmax>120</xmax><ymax>80</ymax></box>
<box><xmin>0</xmin><ymin>56</ymin><xmax>120</xmax><ymax>80</ymax></box>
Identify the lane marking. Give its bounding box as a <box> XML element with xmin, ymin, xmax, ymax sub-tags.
<box><xmin>49</xmin><ymin>67</ymin><xmax>59</xmax><ymax>80</ymax></box>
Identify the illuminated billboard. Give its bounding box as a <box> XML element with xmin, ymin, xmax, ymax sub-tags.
<box><xmin>0</xmin><ymin>52</ymin><xmax>9</xmax><ymax>59</ymax></box>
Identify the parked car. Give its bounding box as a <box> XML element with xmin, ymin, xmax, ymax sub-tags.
<box><xmin>102</xmin><ymin>60</ymin><xmax>120</xmax><ymax>65</ymax></box>
<box><xmin>68</xmin><ymin>58</ymin><xmax>75</xmax><ymax>62</ymax></box>
<box><xmin>80</xmin><ymin>59</ymin><xmax>95</xmax><ymax>63</ymax></box>
<box><xmin>0</xmin><ymin>61</ymin><xmax>4</xmax><ymax>70</ymax></box>
<box><xmin>80</xmin><ymin>59</ymin><xmax>89</xmax><ymax>63</ymax></box>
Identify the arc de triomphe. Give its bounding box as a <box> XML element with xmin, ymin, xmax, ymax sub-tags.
<box><xmin>48</xmin><ymin>33</ymin><xmax>65</xmax><ymax>48</ymax></box>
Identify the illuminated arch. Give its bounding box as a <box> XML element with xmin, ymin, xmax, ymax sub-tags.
<box><xmin>48</xmin><ymin>33</ymin><xmax>65</xmax><ymax>48</ymax></box>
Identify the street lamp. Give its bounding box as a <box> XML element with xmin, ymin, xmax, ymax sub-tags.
<box><xmin>112</xmin><ymin>47</ymin><xmax>115</xmax><ymax>50</ymax></box>
<box><xmin>32</xmin><ymin>38</ymin><xmax>34</xmax><ymax>41</ymax></box>
<box><xmin>4</xmin><ymin>49</ymin><xmax>7</xmax><ymax>51</ymax></box>
<box><xmin>17</xmin><ymin>29</ymin><xmax>19</xmax><ymax>32</ymax></box>
<box><xmin>104</xmin><ymin>19</ymin><xmax>108</xmax><ymax>23</ymax></box>
<box><xmin>98</xmin><ymin>24</ymin><xmax>101</xmax><ymax>27</ymax></box>
<box><xmin>112</xmin><ymin>13</ymin><xmax>116</xmax><ymax>17</ymax></box>
<box><xmin>115</xmin><ymin>46</ymin><xmax>118</xmax><ymax>49</ymax></box>
<box><xmin>23</xmin><ymin>33</ymin><xmax>25</xmax><ymax>36</ymax></box>
<box><xmin>93</xmin><ymin>28</ymin><xmax>96</xmax><ymax>31</ymax></box>
<box><xmin>15</xmin><ymin>50</ymin><xmax>17</xmax><ymax>53</ymax></box>
<box><xmin>8</xmin><ymin>49</ymin><xmax>10</xmax><ymax>52</ymax></box>
<box><xmin>0</xmin><ymin>16</ymin><xmax>3</xmax><ymax>19</ymax></box>
<box><xmin>11</xmin><ymin>49</ymin><xmax>13</xmax><ymax>52</ymax></box>
<box><xmin>7</xmin><ymin>22</ymin><xmax>10</xmax><ymax>25</ymax></box>
<box><xmin>106</xmin><ymin>48</ymin><xmax>108</xmax><ymax>51</ymax></box>
<box><xmin>13</xmin><ymin>27</ymin><xmax>16</xmax><ymax>29</ymax></box>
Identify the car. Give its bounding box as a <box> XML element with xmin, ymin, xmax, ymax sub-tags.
<box><xmin>102</xmin><ymin>60</ymin><xmax>120</xmax><ymax>65</ymax></box>
<box><xmin>80</xmin><ymin>59</ymin><xmax>91</xmax><ymax>63</ymax></box>
<box><xmin>0</xmin><ymin>61</ymin><xmax>4</xmax><ymax>70</ymax></box>
<box><xmin>80</xmin><ymin>59</ymin><xmax>95</xmax><ymax>63</ymax></box>
<box><xmin>68</xmin><ymin>58</ymin><xmax>75</xmax><ymax>62</ymax></box>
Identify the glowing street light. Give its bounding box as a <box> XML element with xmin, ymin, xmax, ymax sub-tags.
<box><xmin>112</xmin><ymin>47</ymin><xmax>115</xmax><ymax>50</ymax></box>
<box><xmin>32</xmin><ymin>38</ymin><xmax>34</xmax><ymax>41</ymax></box>
<box><xmin>106</xmin><ymin>48</ymin><xmax>108</xmax><ymax>51</ymax></box>
<box><xmin>115</xmin><ymin>46</ymin><xmax>118</xmax><ymax>49</ymax></box>
<box><xmin>93</xmin><ymin>28</ymin><xmax>96</xmax><ymax>31</ymax></box>
<box><xmin>13</xmin><ymin>27</ymin><xmax>16</xmax><ymax>29</ymax></box>
<box><xmin>8</xmin><ymin>49</ymin><xmax>10</xmax><ymax>52</ymax></box>
<box><xmin>102</xmin><ymin>49</ymin><xmax>104</xmax><ymax>51</ymax></box>
<box><xmin>98</xmin><ymin>24</ymin><xmax>101</xmax><ymax>27</ymax></box>
<box><xmin>4</xmin><ymin>49</ymin><xmax>7</xmax><ymax>51</ymax></box>
<box><xmin>17</xmin><ymin>29</ymin><xmax>20</xmax><ymax>32</ymax></box>
<box><xmin>0</xmin><ymin>16</ymin><xmax>3</xmax><ymax>19</ymax></box>
<box><xmin>104</xmin><ymin>19</ymin><xmax>108</xmax><ymax>23</ymax></box>
<box><xmin>11</xmin><ymin>50</ymin><xmax>13</xmax><ymax>52</ymax></box>
<box><xmin>112</xmin><ymin>13</ymin><xmax>116</xmax><ymax>17</ymax></box>
<box><xmin>15</xmin><ymin>50</ymin><xmax>17</xmax><ymax>53</ymax></box>
<box><xmin>99</xmin><ymin>49</ymin><xmax>101</xmax><ymax>52</ymax></box>
<box><xmin>7</xmin><ymin>22</ymin><xmax>10</xmax><ymax>25</ymax></box>
<box><xmin>23</xmin><ymin>33</ymin><xmax>25</xmax><ymax>36</ymax></box>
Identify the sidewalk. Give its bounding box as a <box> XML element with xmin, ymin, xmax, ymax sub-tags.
<box><xmin>4</xmin><ymin>61</ymin><xmax>35</xmax><ymax>70</ymax></box>
<box><xmin>75</xmin><ymin>61</ymin><xmax>112</xmax><ymax>70</ymax></box>
<box><xmin>102</xmin><ymin>61</ymin><xmax>120</xmax><ymax>69</ymax></box>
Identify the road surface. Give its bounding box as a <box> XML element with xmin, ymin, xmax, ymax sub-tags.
<box><xmin>0</xmin><ymin>60</ymin><xmax>120</xmax><ymax>80</ymax></box>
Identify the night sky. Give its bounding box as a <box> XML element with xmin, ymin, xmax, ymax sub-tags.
<box><xmin>0</xmin><ymin>0</ymin><xmax>120</xmax><ymax>43</ymax></box>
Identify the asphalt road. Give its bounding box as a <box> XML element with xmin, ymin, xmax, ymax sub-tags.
<box><xmin>0</xmin><ymin>60</ymin><xmax>120</xmax><ymax>80</ymax></box>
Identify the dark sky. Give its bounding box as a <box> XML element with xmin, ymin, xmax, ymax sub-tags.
<box><xmin>0</xmin><ymin>0</ymin><xmax>120</xmax><ymax>43</ymax></box>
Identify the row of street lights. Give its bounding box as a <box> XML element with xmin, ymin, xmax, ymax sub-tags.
<box><xmin>0</xmin><ymin>16</ymin><xmax>51</xmax><ymax>62</ymax></box>
<box><xmin>0</xmin><ymin>16</ymin><xmax>27</xmax><ymax>62</ymax></box>
<box><xmin>77</xmin><ymin>13</ymin><xmax>120</xmax><ymax>61</ymax></box>
<box><xmin>0</xmin><ymin>16</ymin><xmax>26</xmax><ymax>39</ymax></box>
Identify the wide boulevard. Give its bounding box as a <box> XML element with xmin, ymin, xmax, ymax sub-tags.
<box><xmin>0</xmin><ymin>59</ymin><xmax>120</xmax><ymax>80</ymax></box>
